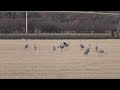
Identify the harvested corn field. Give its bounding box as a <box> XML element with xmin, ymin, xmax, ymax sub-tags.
<box><xmin>0</xmin><ymin>39</ymin><xmax>120</xmax><ymax>79</ymax></box>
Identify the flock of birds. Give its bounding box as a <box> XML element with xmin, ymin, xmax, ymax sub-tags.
<box><xmin>24</xmin><ymin>40</ymin><xmax>37</xmax><ymax>51</ymax></box>
<box><xmin>24</xmin><ymin>39</ymin><xmax>107</xmax><ymax>56</ymax></box>
<box><xmin>53</xmin><ymin>40</ymin><xmax>107</xmax><ymax>56</ymax></box>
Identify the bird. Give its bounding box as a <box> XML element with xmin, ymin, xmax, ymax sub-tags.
<box><xmin>80</xmin><ymin>40</ymin><xmax>84</xmax><ymax>51</ymax></box>
<box><xmin>95</xmin><ymin>43</ymin><xmax>107</xmax><ymax>56</ymax></box>
<box><xmin>24</xmin><ymin>38</ymin><xmax>28</xmax><ymax>51</ymax></box>
<box><xmin>96</xmin><ymin>49</ymin><xmax>107</xmax><ymax>56</ymax></box>
<box><xmin>95</xmin><ymin>43</ymin><xmax>98</xmax><ymax>52</ymax></box>
<box><xmin>95</xmin><ymin>45</ymin><xmax>98</xmax><ymax>52</ymax></box>
<box><xmin>63</xmin><ymin>42</ymin><xmax>71</xmax><ymax>50</ymax></box>
<box><xmin>53</xmin><ymin>45</ymin><xmax>56</xmax><ymax>51</ymax></box>
<box><xmin>58</xmin><ymin>44</ymin><xmax>65</xmax><ymax>52</ymax></box>
<box><xmin>24</xmin><ymin>43</ymin><xmax>28</xmax><ymax>51</ymax></box>
<box><xmin>84</xmin><ymin>44</ymin><xmax>91</xmax><ymax>56</ymax></box>
<box><xmin>34</xmin><ymin>44</ymin><xmax>36</xmax><ymax>50</ymax></box>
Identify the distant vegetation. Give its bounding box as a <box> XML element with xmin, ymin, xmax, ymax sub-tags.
<box><xmin>0</xmin><ymin>33</ymin><xmax>119</xmax><ymax>39</ymax></box>
<box><xmin>0</xmin><ymin>11</ymin><xmax>120</xmax><ymax>33</ymax></box>
<box><xmin>0</xmin><ymin>12</ymin><xmax>26</xmax><ymax>33</ymax></box>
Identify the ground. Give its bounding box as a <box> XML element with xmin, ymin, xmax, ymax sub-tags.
<box><xmin>0</xmin><ymin>39</ymin><xmax>120</xmax><ymax>79</ymax></box>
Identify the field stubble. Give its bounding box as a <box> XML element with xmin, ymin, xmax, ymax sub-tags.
<box><xmin>0</xmin><ymin>39</ymin><xmax>120</xmax><ymax>79</ymax></box>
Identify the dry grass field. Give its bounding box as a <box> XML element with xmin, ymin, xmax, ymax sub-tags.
<box><xmin>0</xmin><ymin>39</ymin><xmax>120</xmax><ymax>79</ymax></box>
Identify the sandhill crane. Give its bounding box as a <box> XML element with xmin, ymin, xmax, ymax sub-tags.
<box><xmin>53</xmin><ymin>45</ymin><xmax>56</xmax><ymax>51</ymax></box>
<box><xmin>34</xmin><ymin>44</ymin><xmax>36</xmax><ymax>50</ymax></box>
<box><xmin>80</xmin><ymin>40</ymin><xmax>84</xmax><ymax>51</ymax></box>
<box><xmin>58</xmin><ymin>44</ymin><xmax>65</xmax><ymax>52</ymax></box>
<box><xmin>63</xmin><ymin>42</ymin><xmax>71</xmax><ymax>50</ymax></box>
<box><xmin>95</xmin><ymin>43</ymin><xmax>98</xmax><ymax>52</ymax></box>
<box><xmin>24</xmin><ymin>43</ymin><xmax>28</xmax><ymax>51</ymax></box>
<box><xmin>96</xmin><ymin>49</ymin><xmax>107</xmax><ymax>56</ymax></box>
<box><xmin>95</xmin><ymin>43</ymin><xmax>107</xmax><ymax>56</ymax></box>
<box><xmin>84</xmin><ymin>44</ymin><xmax>91</xmax><ymax>56</ymax></box>
<box><xmin>24</xmin><ymin>39</ymin><xmax>29</xmax><ymax>51</ymax></box>
<box><xmin>95</xmin><ymin>45</ymin><xmax>98</xmax><ymax>52</ymax></box>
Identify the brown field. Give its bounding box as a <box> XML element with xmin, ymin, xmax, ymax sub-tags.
<box><xmin>0</xmin><ymin>39</ymin><xmax>120</xmax><ymax>79</ymax></box>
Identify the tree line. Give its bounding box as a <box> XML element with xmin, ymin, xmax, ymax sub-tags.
<box><xmin>0</xmin><ymin>12</ymin><xmax>120</xmax><ymax>33</ymax></box>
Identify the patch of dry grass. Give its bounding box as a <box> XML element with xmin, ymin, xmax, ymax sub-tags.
<box><xmin>0</xmin><ymin>39</ymin><xmax>120</xmax><ymax>79</ymax></box>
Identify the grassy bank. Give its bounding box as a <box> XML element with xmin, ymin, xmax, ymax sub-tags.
<box><xmin>0</xmin><ymin>33</ymin><xmax>119</xmax><ymax>39</ymax></box>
